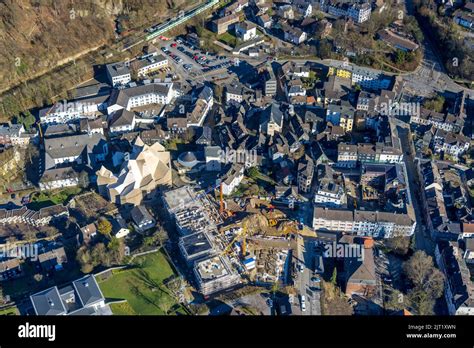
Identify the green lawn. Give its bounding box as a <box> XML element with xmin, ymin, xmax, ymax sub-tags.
<box><xmin>218</xmin><ymin>32</ymin><xmax>238</xmax><ymax>47</ymax></box>
<box><xmin>109</xmin><ymin>302</ymin><xmax>137</xmax><ymax>315</ymax></box>
<box><xmin>0</xmin><ymin>306</ymin><xmax>19</xmax><ymax>315</ymax></box>
<box><xmin>97</xmin><ymin>251</ymin><xmax>183</xmax><ymax>315</ymax></box>
<box><xmin>29</xmin><ymin>187</ymin><xmax>82</xmax><ymax>209</ymax></box>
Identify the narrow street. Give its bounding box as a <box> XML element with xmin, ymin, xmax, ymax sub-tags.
<box><xmin>295</xmin><ymin>236</ymin><xmax>321</xmax><ymax>315</ymax></box>
<box><xmin>396</xmin><ymin>122</ymin><xmax>436</xmax><ymax>256</ymax></box>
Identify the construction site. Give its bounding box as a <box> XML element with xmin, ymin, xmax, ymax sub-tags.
<box><xmin>163</xmin><ymin>184</ymin><xmax>317</xmax><ymax>296</ymax></box>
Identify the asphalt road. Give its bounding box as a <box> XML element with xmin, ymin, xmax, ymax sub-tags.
<box><xmin>295</xmin><ymin>236</ymin><xmax>321</xmax><ymax>315</ymax></box>
<box><xmin>395</xmin><ymin>121</ymin><xmax>436</xmax><ymax>256</ymax></box>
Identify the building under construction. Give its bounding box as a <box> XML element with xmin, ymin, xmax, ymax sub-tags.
<box><xmin>179</xmin><ymin>232</ymin><xmax>215</xmax><ymax>264</ymax></box>
<box><xmin>163</xmin><ymin>186</ymin><xmax>240</xmax><ymax>296</ymax></box>
<box><xmin>193</xmin><ymin>256</ymin><xmax>241</xmax><ymax>296</ymax></box>
<box><xmin>163</xmin><ymin>186</ymin><xmax>221</xmax><ymax>236</ymax></box>
<box><xmin>254</xmin><ymin>248</ymin><xmax>290</xmax><ymax>285</ymax></box>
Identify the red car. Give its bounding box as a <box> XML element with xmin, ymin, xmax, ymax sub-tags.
<box><xmin>171</xmin><ymin>43</ymin><xmax>177</xmax><ymax>48</ymax></box>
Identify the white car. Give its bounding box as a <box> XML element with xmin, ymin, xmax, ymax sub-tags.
<box><xmin>301</xmin><ymin>295</ymin><xmax>306</xmax><ymax>312</ymax></box>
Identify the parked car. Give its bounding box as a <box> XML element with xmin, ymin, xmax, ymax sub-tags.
<box><xmin>301</xmin><ymin>295</ymin><xmax>306</xmax><ymax>312</ymax></box>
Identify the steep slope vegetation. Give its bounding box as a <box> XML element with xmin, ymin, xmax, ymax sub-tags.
<box><xmin>0</xmin><ymin>0</ymin><xmax>188</xmax><ymax>119</ymax></box>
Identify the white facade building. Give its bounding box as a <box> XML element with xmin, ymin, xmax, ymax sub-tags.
<box><xmin>107</xmin><ymin>83</ymin><xmax>175</xmax><ymax>114</ymax></box>
<box><xmin>348</xmin><ymin>3</ymin><xmax>371</xmax><ymax>23</ymax></box>
<box><xmin>106</xmin><ymin>62</ymin><xmax>132</xmax><ymax>87</ymax></box>
<box><xmin>351</xmin><ymin>67</ymin><xmax>392</xmax><ymax>90</ymax></box>
<box><xmin>313</xmin><ymin>208</ymin><xmax>416</xmax><ymax>238</ymax></box>
<box><xmin>235</xmin><ymin>21</ymin><xmax>257</xmax><ymax>42</ymax></box>
<box><xmin>39</xmin><ymin>95</ymin><xmax>108</xmax><ymax>125</ymax></box>
<box><xmin>136</xmin><ymin>55</ymin><xmax>168</xmax><ymax>76</ymax></box>
<box><xmin>221</xmin><ymin>165</ymin><xmax>244</xmax><ymax>195</ymax></box>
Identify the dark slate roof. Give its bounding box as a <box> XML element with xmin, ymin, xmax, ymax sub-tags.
<box><xmin>30</xmin><ymin>287</ymin><xmax>67</xmax><ymax>315</ymax></box>
<box><xmin>44</xmin><ymin>124</ymin><xmax>78</xmax><ymax>138</ymax></box>
<box><xmin>108</xmin><ymin>109</ymin><xmax>135</xmax><ymax>128</ymax></box>
<box><xmin>179</xmin><ymin>151</ymin><xmax>197</xmax><ymax>163</ymax></box>
<box><xmin>72</xmin><ymin>275</ymin><xmax>104</xmax><ymax>307</ymax></box>
<box><xmin>106</xmin><ymin>62</ymin><xmax>131</xmax><ymax>78</ymax></box>
<box><xmin>44</xmin><ymin>133</ymin><xmax>107</xmax><ymax>169</ymax></box>
<box><xmin>205</xmin><ymin>146</ymin><xmax>221</xmax><ymax>158</ymax></box>
<box><xmin>194</xmin><ymin>84</ymin><xmax>213</xmax><ymax>103</ymax></box>
<box><xmin>40</xmin><ymin>167</ymin><xmax>79</xmax><ymax>183</ymax></box>
<box><xmin>130</xmin><ymin>205</ymin><xmax>154</xmax><ymax>225</ymax></box>
<box><xmin>266</xmin><ymin>103</ymin><xmax>284</xmax><ymax>126</ymax></box>
<box><xmin>196</xmin><ymin>126</ymin><xmax>212</xmax><ymax>144</ymax></box>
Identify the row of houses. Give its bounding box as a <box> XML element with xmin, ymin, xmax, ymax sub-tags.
<box><xmin>40</xmin><ymin>80</ymin><xmax>175</xmax><ymax>126</ymax></box>
<box><xmin>0</xmin><ymin>244</ymin><xmax>67</xmax><ymax>281</ymax></box>
<box><xmin>336</xmin><ymin>140</ymin><xmax>403</xmax><ymax>168</ymax></box>
<box><xmin>313</xmin><ymin>207</ymin><xmax>416</xmax><ymax>238</ymax></box>
<box><xmin>418</xmin><ymin>160</ymin><xmax>473</xmax><ymax>241</ymax></box>
<box><xmin>0</xmin><ymin>205</ymin><xmax>69</xmax><ymax>227</ymax></box>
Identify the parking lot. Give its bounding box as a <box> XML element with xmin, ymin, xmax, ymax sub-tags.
<box><xmin>158</xmin><ymin>37</ymin><xmax>235</xmax><ymax>82</ymax></box>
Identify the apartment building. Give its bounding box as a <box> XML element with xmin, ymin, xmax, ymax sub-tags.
<box><xmin>297</xmin><ymin>156</ymin><xmax>315</xmax><ymax>193</ymax></box>
<box><xmin>314</xmin><ymin>181</ymin><xmax>345</xmax><ymax>206</ymax></box>
<box><xmin>351</xmin><ymin>66</ymin><xmax>392</xmax><ymax>91</ymax></box>
<box><xmin>107</xmin><ymin>82</ymin><xmax>175</xmax><ymax>114</ymax></box>
<box><xmin>39</xmin><ymin>95</ymin><xmax>108</xmax><ymax>125</ymax></box>
<box><xmin>44</xmin><ymin>133</ymin><xmax>108</xmax><ymax>170</ymax></box>
<box><xmin>436</xmin><ymin>242</ymin><xmax>474</xmax><ymax>315</ymax></box>
<box><xmin>135</xmin><ymin>54</ymin><xmax>168</xmax><ymax>76</ymax></box>
<box><xmin>264</xmin><ymin>64</ymin><xmax>277</xmax><ymax>96</ymax></box>
<box><xmin>211</xmin><ymin>13</ymin><xmax>240</xmax><ymax>34</ymax></box>
<box><xmin>106</xmin><ymin>62</ymin><xmax>132</xmax><ymax>87</ymax></box>
<box><xmin>313</xmin><ymin>207</ymin><xmax>416</xmax><ymax>238</ymax></box>
<box><xmin>336</xmin><ymin>143</ymin><xmax>358</xmax><ymax>168</ymax></box>
<box><xmin>327</xmin><ymin>1</ymin><xmax>371</xmax><ymax>23</ymax></box>
<box><xmin>326</xmin><ymin>104</ymin><xmax>355</xmax><ymax>132</ymax></box>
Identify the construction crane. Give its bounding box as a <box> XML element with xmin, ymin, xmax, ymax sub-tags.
<box><xmin>219</xmin><ymin>183</ymin><xmax>224</xmax><ymax>214</ymax></box>
<box><xmin>221</xmin><ymin>220</ymin><xmax>249</xmax><ymax>257</ymax></box>
<box><xmin>241</xmin><ymin>220</ymin><xmax>248</xmax><ymax>257</ymax></box>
